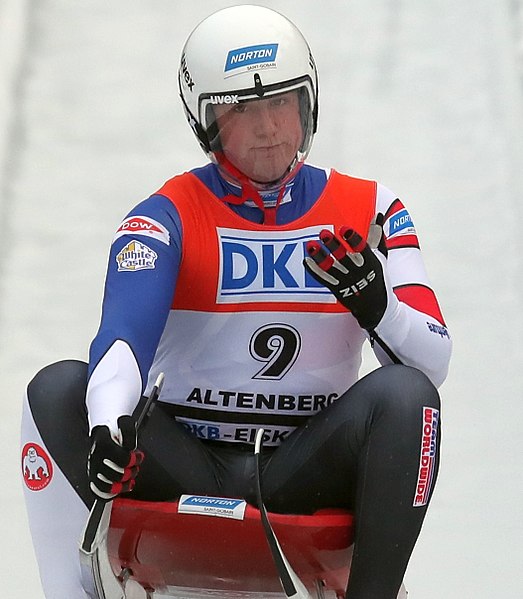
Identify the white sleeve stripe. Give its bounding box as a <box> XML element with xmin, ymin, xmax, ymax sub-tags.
<box><xmin>86</xmin><ymin>340</ymin><xmax>142</xmax><ymax>434</ymax></box>
<box><xmin>386</xmin><ymin>248</ymin><xmax>432</xmax><ymax>288</ymax></box>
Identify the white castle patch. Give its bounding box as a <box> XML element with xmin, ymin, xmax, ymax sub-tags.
<box><xmin>116</xmin><ymin>240</ymin><xmax>158</xmax><ymax>272</ymax></box>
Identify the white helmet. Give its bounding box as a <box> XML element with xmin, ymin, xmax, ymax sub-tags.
<box><xmin>178</xmin><ymin>5</ymin><xmax>318</xmax><ymax>188</ymax></box>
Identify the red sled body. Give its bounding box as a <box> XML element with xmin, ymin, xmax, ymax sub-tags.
<box><xmin>95</xmin><ymin>496</ymin><xmax>407</xmax><ymax>598</ymax></box>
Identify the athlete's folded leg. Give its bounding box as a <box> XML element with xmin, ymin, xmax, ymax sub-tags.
<box><xmin>261</xmin><ymin>364</ymin><xmax>441</xmax><ymax>599</ymax></box>
<box><xmin>21</xmin><ymin>360</ymin><xmax>92</xmax><ymax>598</ymax></box>
<box><xmin>343</xmin><ymin>365</ymin><xmax>440</xmax><ymax>599</ymax></box>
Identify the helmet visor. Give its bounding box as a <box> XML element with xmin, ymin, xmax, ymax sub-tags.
<box><xmin>200</xmin><ymin>77</ymin><xmax>315</xmax><ymax>185</ymax></box>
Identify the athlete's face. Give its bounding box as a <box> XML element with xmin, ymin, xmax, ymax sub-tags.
<box><xmin>214</xmin><ymin>90</ymin><xmax>303</xmax><ymax>184</ymax></box>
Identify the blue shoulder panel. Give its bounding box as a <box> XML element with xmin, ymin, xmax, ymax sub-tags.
<box><xmin>88</xmin><ymin>194</ymin><xmax>183</xmax><ymax>387</ymax></box>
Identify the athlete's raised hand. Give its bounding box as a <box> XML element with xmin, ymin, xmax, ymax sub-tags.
<box><xmin>87</xmin><ymin>415</ymin><xmax>144</xmax><ymax>500</ymax></box>
<box><xmin>303</xmin><ymin>215</ymin><xmax>390</xmax><ymax>331</ymax></box>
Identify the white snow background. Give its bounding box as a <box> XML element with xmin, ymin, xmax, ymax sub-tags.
<box><xmin>1</xmin><ymin>1</ymin><xmax>523</xmax><ymax>597</ymax></box>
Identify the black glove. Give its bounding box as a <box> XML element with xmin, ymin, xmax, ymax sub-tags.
<box><xmin>303</xmin><ymin>215</ymin><xmax>389</xmax><ymax>331</ymax></box>
<box><xmin>87</xmin><ymin>415</ymin><xmax>144</xmax><ymax>500</ymax></box>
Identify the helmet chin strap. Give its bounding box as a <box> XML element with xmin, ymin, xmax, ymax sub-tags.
<box><xmin>215</xmin><ymin>153</ymin><xmax>296</xmax><ymax>225</ymax></box>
